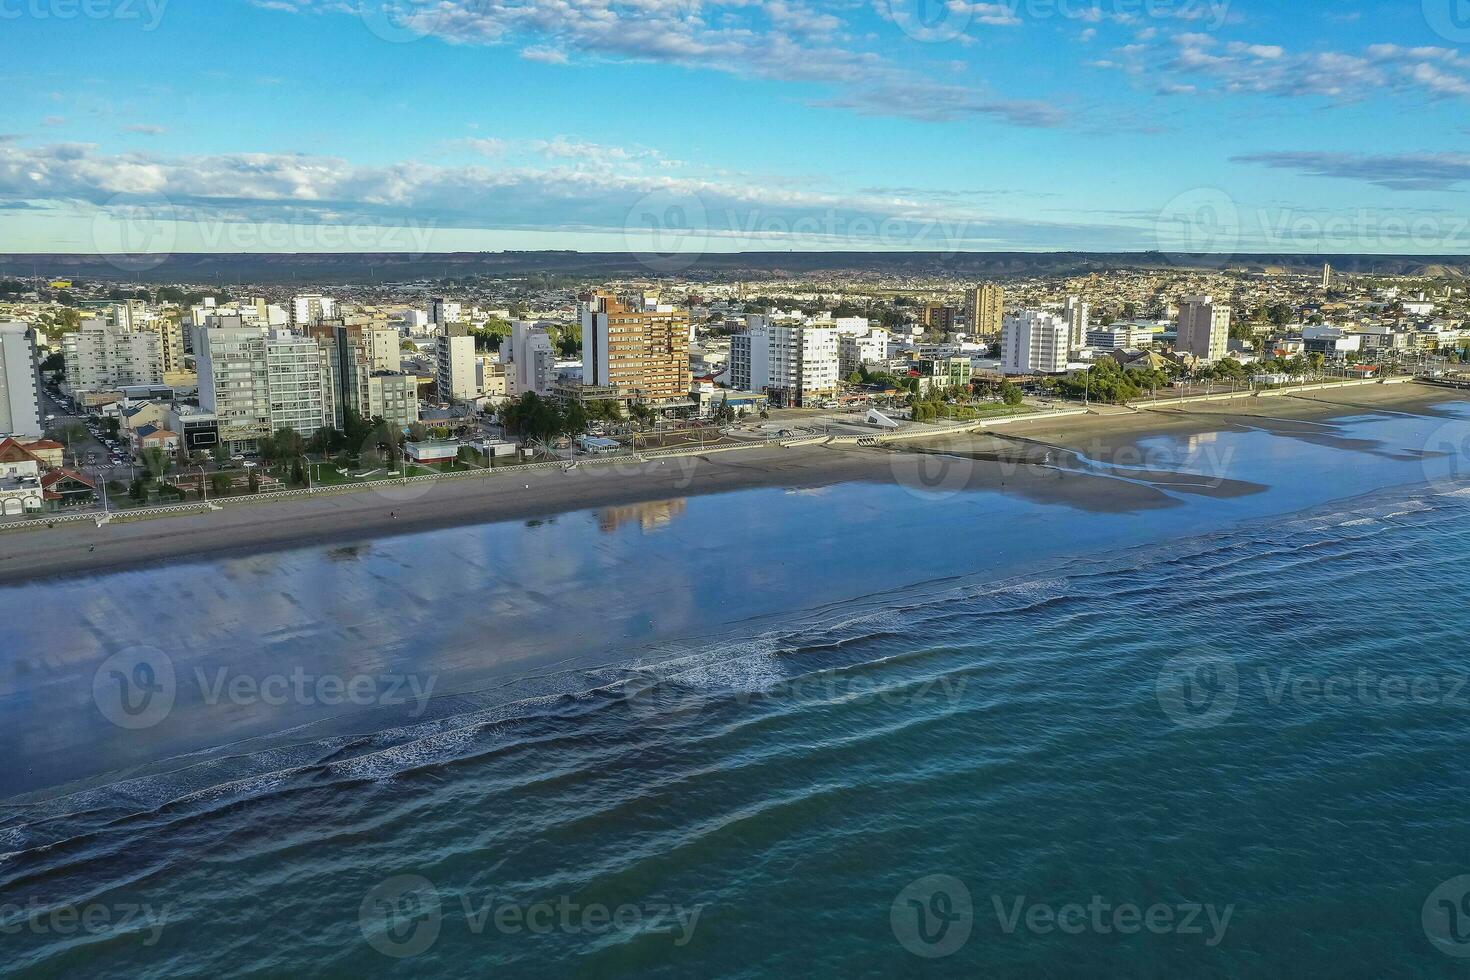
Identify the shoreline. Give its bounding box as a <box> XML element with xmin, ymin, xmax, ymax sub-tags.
<box><xmin>2</xmin><ymin>382</ymin><xmax>1464</xmax><ymax>585</ymax></box>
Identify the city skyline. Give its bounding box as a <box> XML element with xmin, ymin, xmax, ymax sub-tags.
<box><xmin>2</xmin><ymin>1</ymin><xmax>1469</xmax><ymax>256</ymax></box>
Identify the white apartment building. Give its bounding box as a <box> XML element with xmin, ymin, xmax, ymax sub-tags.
<box><xmin>62</xmin><ymin>319</ymin><xmax>164</xmax><ymax>393</ymax></box>
<box><xmin>1064</xmin><ymin>296</ymin><xmax>1090</xmax><ymax>351</ymax></box>
<box><xmin>0</xmin><ymin>322</ymin><xmax>42</xmax><ymax>439</ymax></box>
<box><xmin>838</xmin><ymin>330</ymin><xmax>890</xmax><ymax>376</ymax></box>
<box><xmin>291</xmin><ymin>294</ymin><xmax>338</xmax><ymax>328</ymax></box>
<box><xmin>429</xmin><ymin>297</ymin><xmax>462</xmax><ymax>330</ymax></box>
<box><xmin>505</xmin><ymin>320</ymin><xmax>557</xmax><ymax>396</ymax></box>
<box><xmin>1002</xmin><ymin>311</ymin><xmax>1069</xmax><ymax>375</ymax></box>
<box><xmin>264</xmin><ymin>333</ymin><xmax>333</xmax><ymax>438</ymax></box>
<box><xmin>365</xmin><ymin>372</ymin><xmax>418</xmax><ymax>426</ymax></box>
<box><xmin>367</xmin><ymin>327</ymin><xmax>403</xmax><ymax>373</ymax></box>
<box><xmin>732</xmin><ymin>316</ymin><xmax>838</xmax><ymax>406</ymax></box>
<box><xmin>197</xmin><ymin>323</ymin><xmax>332</xmax><ymax>452</ymax></box>
<box><xmin>1086</xmin><ymin>324</ymin><xmax>1154</xmax><ymax>350</ymax></box>
<box><xmin>728</xmin><ymin>324</ymin><xmax>771</xmax><ymax>394</ymax></box>
<box><xmin>1176</xmin><ymin>295</ymin><xmax>1230</xmax><ymax>362</ymax></box>
<box><xmin>436</xmin><ymin>333</ymin><xmax>478</xmax><ymax>403</ymax></box>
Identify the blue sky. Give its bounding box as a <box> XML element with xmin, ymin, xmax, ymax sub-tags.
<box><xmin>2</xmin><ymin>0</ymin><xmax>1469</xmax><ymax>255</ymax></box>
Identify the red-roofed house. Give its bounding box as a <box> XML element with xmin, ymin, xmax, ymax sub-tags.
<box><xmin>0</xmin><ymin>438</ymin><xmax>47</xmax><ymax>469</ymax></box>
<box><xmin>17</xmin><ymin>439</ymin><xmax>63</xmax><ymax>469</ymax></box>
<box><xmin>39</xmin><ymin>469</ymin><xmax>97</xmax><ymax>510</ymax></box>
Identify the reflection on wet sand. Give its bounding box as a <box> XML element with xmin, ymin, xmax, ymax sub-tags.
<box><xmin>597</xmin><ymin>498</ymin><xmax>688</xmax><ymax>534</ymax></box>
<box><xmin>1150</xmin><ymin>406</ymin><xmax>1452</xmax><ymax>463</ymax></box>
<box><xmin>887</xmin><ymin>431</ymin><xmax>1269</xmax><ymax>514</ymax></box>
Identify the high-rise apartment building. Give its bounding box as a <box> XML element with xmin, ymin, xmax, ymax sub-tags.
<box><xmin>1002</xmin><ymin>311</ymin><xmax>1069</xmax><ymax>375</ymax></box>
<box><xmin>62</xmin><ymin>319</ymin><xmax>164</xmax><ymax>393</ymax></box>
<box><xmin>436</xmin><ymin>329</ymin><xmax>479</xmax><ymax>403</ymax></box>
<box><xmin>966</xmin><ymin>284</ymin><xmax>1004</xmax><ymax>337</ymax></box>
<box><xmin>1064</xmin><ymin>296</ymin><xmax>1090</xmax><ymax>351</ymax></box>
<box><xmin>1176</xmin><ymin>295</ymin><xmax>1230</xmax><ymax>362</ymax></box>
<box><xmin>728</xmin><ymin>324</ymin><xmax>770</xmax><ymax>393</ymax></box>
<box><xmin>505</xmin><ymin>320</ymin><xmax>557</xmax><ymax>397</ymax></box>
<box><xmin>308</xmin><ymin>323</ymin><xmax>418</xmax><ymax>429</ymax></box>
<box><xmin>291</xmin><ymin>294</ymin><xmax>338</xmax><ymax>328</ymax></box>
<box><xmin>0</xmin><ymin>322</ymin><xmax>41</xmax><ymax>439</ymax></box>
<box><xmin>838</xmin><ymin>329</ymin><xmax>890</xmax><ymax>376</ymax></box>
<box><xmin>730</xmin><ymin>316</ymin><xmax>838</xmax><ymax>406</ymax></box>
<box><xmin>264</xmin><ymin>333</ymin><xmax>334</xmax><ymax>438</ymax></box>
<box><xmin>920</xmin><ymin>304</ymin><xmax>957</xmax><ymax>333</ymax></box>
<box><xmin>580</xmin><ymin>293</ymin><xmax>690</xmax><ymax>404</ymax></box>
<box><xmin>429</xmin><ymin>297</ymin><xmax>462</xmax><ymax>330</ymax></box>
<box><xmin>107</xmin><ymin>301</ymin><xmax>186</xmax><ymax>380</ymax></box>
<box><xmin>197</xmin><ymin>322</ymin><xmax>333</xmax><ymax>452</ymax></box>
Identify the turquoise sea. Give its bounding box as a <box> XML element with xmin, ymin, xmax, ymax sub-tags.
<box><xmin>3</xmin><ymin>399</ymin><xmax>1470</xmax><ymax>977</ymax></box>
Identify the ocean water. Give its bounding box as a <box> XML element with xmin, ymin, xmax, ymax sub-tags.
<box><xmin>3</xmin><ymin>401</ymin><xmax>1470</xmax><ymax>976</ymax></box>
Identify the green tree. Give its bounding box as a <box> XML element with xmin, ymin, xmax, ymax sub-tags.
<box><xmin>141</xmin><ymin>447</ymin><xmax>171</xmax><ymax>478</ymax></box>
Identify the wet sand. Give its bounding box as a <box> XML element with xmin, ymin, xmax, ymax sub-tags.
<box><xmin>1</xmin><ymin>382</ymin><xmax>1464</xmax><ymax>585</ymax></box>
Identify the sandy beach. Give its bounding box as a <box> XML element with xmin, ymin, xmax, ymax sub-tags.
<box><xmin>1</xmin><ymin>381</ymin><xmax>1463</xmax><ymax>585</ymax></box>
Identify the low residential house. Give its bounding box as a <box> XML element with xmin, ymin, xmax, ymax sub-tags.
<box><xmin>0</xmin><ymin>458</ymin><xmax>44</xmax><ymax>517</ymax></box>
<box><xmin>131</xmin><ymin>424</ymin><xmax>181</xmax><ymax>458</ymax></box>
<box><xmin>0</xmin><ymin>438</ymin><xmax>52</xmax><ymax>472</ymax></box>
<box><xmin>40</xmin><ymin>469</ymin><xmax>97</xmax><ymax>510</ymax></box>
<box><xmin>18</xmin><ymin>439</ymin><xmax>64</xmax><ymax>469</ymax></box>
<box><xmin>121</xmin><ymin>401</ymin><xmax>168</xmax><ymax>435</ymax></box>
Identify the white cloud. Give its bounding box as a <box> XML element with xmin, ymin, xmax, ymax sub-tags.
<box><xmin>1093</xmin><ymin>31</ymin><xmax>1470</xmax><ymax>103</ymax></box>
<box><xmin>254</xmin><ymin>0</ymin><xmax>1066</xmax><ymax>127</ymax></box>
<box><xmin>0</xmin><ymin>139</ymin><xmax>1142</xmax><ymax>249</ymax></box>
